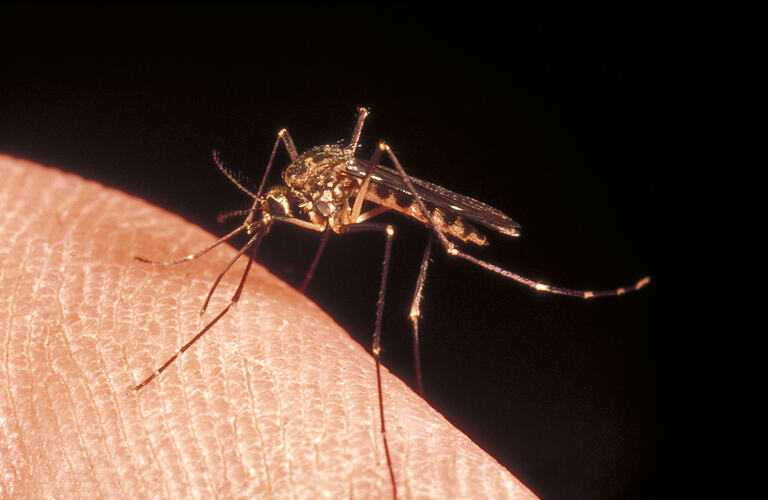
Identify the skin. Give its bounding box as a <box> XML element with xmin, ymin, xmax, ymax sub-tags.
<box><xmin>0</xmin><ymin>154</ymin><xmax>537</xmax><ymax>499</ymax></box>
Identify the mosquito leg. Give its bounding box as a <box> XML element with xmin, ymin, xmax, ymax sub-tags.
<box><xmin>253</xmin><ymin>128</ymin><xmax>298</xmax><ymax>200</ymax></box>
<box><xmin>354</xmin><ymin>205</ymin><xmax>389</xmax><ymax>224</ymax></box>
<box><xmin>348</xmin><ymin>106</ymin><xmax>370</xmax><ymax>152</ymax></box>
<box><xmin>450</xmin><ymin>251</ymin><xmax>651</xmax><ymax>297</ymax></box>
<box><xmin>349</xmin><ymin>138</ymin><xmax>386</xmax><ymax>222</ymax></box>
<box><xmin>261</xmin><ymin>214</ymin><xmax>329</xmax><ymax>293</ymax></box>
<box><xmin>337</xmin><ymin>222</ymin><xmax>394</xmax><ymax>358</ymax></box>
<box><xmin>200</xmin><ymin>225</ymin><xmax>266</xmax><ymax>315</ymax></box>
<box><xmin>375</xmin><ymin>142</ymin><xmax>651</xmax><ymax>298</ymax></box>
<box><xmin>408</xmin><ymin>234</ymin><xmax>433</xmax><ymax>396</ymax></box>
<box><xmin>134</xmin><ymin>247</ymin><xmax>258</xmax><ymax>391</ymax></box>
<box><xmin>338</xmin><ymin>221</ymin><xmax>397</xmax><ymax>500</ymax></box>
<box><xmin>265</xmin><ymin>214</ymin><xmax>325</xmax><ymax>233</ymax></box>
<box><xmin>299</xmin><ymin>229</ymin><xmax>331</xmax><ymax>294</ymax></box>
<box><xmin>135</xmin><ymin>224</ymin><xmax>249</xmax><ymax>266</ymax></box>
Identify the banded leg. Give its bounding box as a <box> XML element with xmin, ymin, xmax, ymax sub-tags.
<box><xmin>133</xmin><ymin>230</ymin><xmax>264</xmax><ymax>390</ymax></box>
<box><xmin>133</xmin><ymin>127</ymin><xmax>303</xmax><ymax>387</ymax></box>
<box><xmin>135</xmin><ymin>214</ymin><xmax>326</xmax><ymax>390</ymax></box>
<box><xmin>372</xmin><ymin>142</ymin><xmax>651</xmax><ymax>298</ymax></box>
<box><xmin>408</xmin><ymin>234</ymin><xmax>433</xmax><ymax>396</ymax></box>
<box><xmin>337</xmin><ymin>221</ymin><xmax>398</xmax><ymax>500</ymax></box>
<box><xmin>199</xmin><ymin>222</ymin><xmax>267</xmax><ymax>315</ymax></box>
<box><xmin>135</xmin><ymin>224</ymin><xmax>249</xmax><ymax>266</ymax></box>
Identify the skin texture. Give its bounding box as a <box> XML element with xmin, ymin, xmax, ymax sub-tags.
<box><xmin>0</xmin><ymin>154</ymin><xmax>537</xmax><ymax>499</ymax></box>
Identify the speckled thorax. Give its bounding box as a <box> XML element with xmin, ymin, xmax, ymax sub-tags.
<box><xmin>282</xmin><ymin>144</ymin><xmax>361</xmax><ymax>224</ymax></box>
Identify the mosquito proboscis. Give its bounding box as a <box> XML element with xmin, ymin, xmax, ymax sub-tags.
<box><xmin>133</xmin><ymin>108</ymin><xmax>650</xmax><ymax>499</ymax></box>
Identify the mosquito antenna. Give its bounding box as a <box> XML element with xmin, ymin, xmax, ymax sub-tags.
<box><xmin>212</xmin><ymin>150</ymin><xmax>260</xmax><ymax>199</ymax></box>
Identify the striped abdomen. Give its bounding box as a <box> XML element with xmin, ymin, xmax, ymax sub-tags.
<box><xmin>363</xmin><ymin>182</ymin><xmax>488</xmax><ymax>246</ymax></box>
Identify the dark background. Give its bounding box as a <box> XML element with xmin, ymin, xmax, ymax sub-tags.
<box><xmin>1</xmin><ymin>6</ymin><xmax>678</xmax><ymax>499</ymax></box>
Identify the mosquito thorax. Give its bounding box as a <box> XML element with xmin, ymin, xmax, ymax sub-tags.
<box><xmin>283</xmin><ymin>144</ymin><xmax>361</xmax><ymax>220</ymax></box>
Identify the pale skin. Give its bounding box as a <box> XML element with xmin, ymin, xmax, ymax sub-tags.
<box><xmin>0</xmin><ymin>155</ymin><xmax>537</xmax><ymax>499</ymax></box>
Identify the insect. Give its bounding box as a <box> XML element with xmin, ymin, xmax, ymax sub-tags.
<box><xmin>133</xmin><ymin>108</ymin><xmax>650</xmax><ymax>499</ymax></box>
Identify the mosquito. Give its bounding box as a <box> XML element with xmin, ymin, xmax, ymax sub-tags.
<box><xmin>133</xmin><ymin>108</ymin><xmax>650</xmax><ymax>499</ymax></box>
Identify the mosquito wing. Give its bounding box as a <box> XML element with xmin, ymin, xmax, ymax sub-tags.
<box><xmin>345</xmin><ymin>158</ymin><xmax>521</xmax><ymax>238</ymax></box>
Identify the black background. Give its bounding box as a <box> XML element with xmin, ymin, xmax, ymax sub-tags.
<box><xmin>2</xmin><ymin>6</ymin><xmax>678</xmax><ymax>499</ymax></box>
